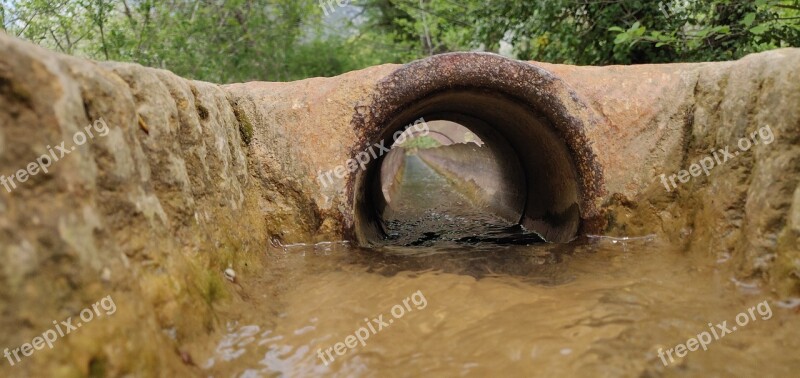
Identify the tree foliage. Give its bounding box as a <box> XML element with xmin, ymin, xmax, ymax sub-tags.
<box><xmin>344</xmin><ymin>0</ymin><xmax>799</xmax><ymax>65</ymax></box>
<box><xmin>1</xmin><ymin>0</ymin><xmax>375</xmax><ymax>82</ymax></box>
<box><xmin>2</xmin><ymin>0</ymin><xmax>798</xmax><ymax>82</ymax></box>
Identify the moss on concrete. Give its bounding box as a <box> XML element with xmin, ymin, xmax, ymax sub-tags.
<box><xmin>232</xmin><ymin>103</ymin><xmax>254</xmax><ymax>145</ymax></box>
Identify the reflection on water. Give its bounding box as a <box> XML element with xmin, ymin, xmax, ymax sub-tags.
<box><xmin>191</xmin><ymin>155</ymin><xmax>800</xmax><ymax>376</ymax></box>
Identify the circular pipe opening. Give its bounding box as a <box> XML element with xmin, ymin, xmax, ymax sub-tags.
<box><xmin>350</xmin><ymin>53</ymin><xmax>605</xmax><ymax>245</ymax></box>
<box><xmin>377</xmin><ymin>118</ymin><xmax>528</xmax><ymax>246</ymax></box>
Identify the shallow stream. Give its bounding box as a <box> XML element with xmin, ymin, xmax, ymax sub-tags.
<box><xmin>195</xmin><ymin>153</ymin><xmax>800</xmax><ymax>377</ymax></box>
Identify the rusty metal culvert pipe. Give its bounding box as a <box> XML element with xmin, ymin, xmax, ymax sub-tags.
<box><xmin>349</xmin><ymin>53</ymin><xmax>606</xmax><ymax>244</ymax></box>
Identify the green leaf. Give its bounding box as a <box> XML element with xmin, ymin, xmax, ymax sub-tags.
<box><xmin>742</xmin><ymin>13</ymin><xmax>756</xmax><ymax>28</ymax></box>
<box><xmin>749</xmin><ymin>24</ymin><xmax>769</xmax><ymax>35</ymax></box>
<box><xmin>710</xmin><ymin>25</ymin><xmax>730</xmax><ymax>37</ymax></box>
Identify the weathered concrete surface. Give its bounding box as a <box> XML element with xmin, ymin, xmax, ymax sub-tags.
<box><xmin>0</xmin><ymin>33</ymin><xmax>275</xmax><ymax>375</ymax></box>
<box><xmin>1</xmin><ymin>31</ymin><xmax>799</xmax><ymax>374</ymax></box>
<box><xmin>225</xmin><ymin>65</ymin><xmax>398</xmax><ymax>240</ymax></box>
<box><xmin>534</xmin><ymin>54</ymin><xmax>799</xmax><ymax>294</ymax></box>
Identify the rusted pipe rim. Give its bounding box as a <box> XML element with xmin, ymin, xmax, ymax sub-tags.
<box><xmin>349</xmin><ymin>52</ymin><xmax>606</xmax><ymax>244</ymax></box>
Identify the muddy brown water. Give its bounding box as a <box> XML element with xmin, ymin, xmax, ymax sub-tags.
<box><xmin>195</xmin><ymin>152</ymin><xmax>800</xmax><ymax>377</ymax></box>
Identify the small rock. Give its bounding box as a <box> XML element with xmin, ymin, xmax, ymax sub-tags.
<box><xmin>101</xmin><ymin>267</ymin><xmax>112</xmax><ymax>282</ymax></box>
<box><xmin>224</xmin><ymin>266</ymin><xmax>236</xmax><ymax>282</ymax></box>
<box><xmin>179</xmin><ymin>350</ymin><xmax>194</xmax><ymax>365</ymax></box>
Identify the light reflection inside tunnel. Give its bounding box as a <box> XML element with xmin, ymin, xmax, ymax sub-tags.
<box><xmin>377</xmin><ymin>120</ymin><xmax>540</xmax><ymax>247</ymax></box>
